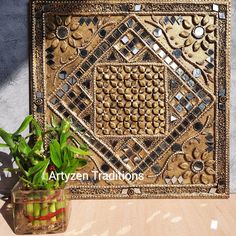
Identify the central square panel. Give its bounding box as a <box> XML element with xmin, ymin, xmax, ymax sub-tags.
<box><xmin>94</xmin><ymin>63</ymin><xmax>167</xmax><ymax>136</ymax></box>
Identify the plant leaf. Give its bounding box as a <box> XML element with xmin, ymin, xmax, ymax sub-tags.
<box><xmin>50</xmin><ymin>139</ymin><xmax>62</xmax><ymax>168</ymax></box>
<box><xmin>60</xmin><ymin>132</ymin><xmax>70</xmax><ymax>149</ymax></box>
<box><xmin>18</xmin><ymin>137</ymin><xmax>31</xmax><ymax>155</ymax></box>
<box><xmin>15</xmin><ymin>156</ymin><xmax>29</xmax><ymax>177</ymax></box>
<box><xmin>32</xmin><ymin>159</ymin><xmax>49</xmax><ymax>186</ymax></box>
<box><xmin>13</xmin><ymin>115</ymin><xmax>33</xmax><ymax>135</ymax></box>
<box><xmin>30</xmin><ymin>139</ymin><xmax>43</xmax><ymax>156</ymax></box>
<box><xmin>0</xmin><ymin>128</ymin><xmax>15</xmax><ymax>149</ymax></box>
<box><xmin>61</xmin><ymin>119</ymin><xmax>70</xmax><ymax>133</ymax></box>
<box><xmin>25</xmin><ymin>132</ymin><xmax>34</xmax><ymax>140</ymax></box>
<box><xmin>0</xmin><ymin>143</ymin><xmax>8</xmax><ymax>148</ymax></box>
<box><xmin>70</xmin><ymin>137</ymin><xmax>89</xmax><ymax>151</ymax></box>
<box><xmin>64</xmin><ymin>158</ymin><xmax>87</xmax><ymax>174</ymax></box>
<box><xmin>28</xmin><ymin>160</ymin><xmax>49</xmax><ymax>176</ymax></box>
<box><xmin>67</xmin><ymin>145</ymin><xmax>90</xmax><ymax>156</ymax></box>
<box><xmin>75</xmin><ymin>158</ymin><xmax>87</xmax><ymax>168</ymax></box>
<box><xmin>62</xmin><ymin>146</ymin><xmax>71</xmax><ymax>164</ymax></box>
<box><xmin>19</xmin><ymin>176</ymin><xmax>33</xmax><ymax>187</ymax></box>
<box><xmin>31</xmin><ymin>119</ymin><xmax>43</xmax><ymax>137</ymax></box>
<box><xmin>44</xmin><ymin>181</ymin><xmax>56</xmax><ymax>190</ymax></box>
<box><xmin>80</xmin><ymin>143</ymin><xmax>89</xmax><ymax>151</ymax></box>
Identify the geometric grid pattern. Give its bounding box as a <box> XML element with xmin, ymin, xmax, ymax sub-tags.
<box><xmin>31</xmin><ymin>0</ymin><xmax>231</xmax><ymax>198</ymax></box>
<box><xmin>114</xmin><ymin>31</ymin><xmax>145</xmax><ymax>60</ymax></box>
<box><xmin>94</xmin><ymin>64</ymin><xmax>166</xmax><ymax>136</ymax></box>
<box><xmin>171</xmin><ymin>87</ymin><xmax>199</xmax><ymax>116</ymax></box>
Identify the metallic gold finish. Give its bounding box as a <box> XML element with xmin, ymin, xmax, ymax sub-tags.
<box><xmin>31</xmin><ymin>0</ymin><xmax>231</xmax><ymax>199</ymax></box>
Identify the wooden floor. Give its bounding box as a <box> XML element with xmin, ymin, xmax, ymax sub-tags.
<box><xmin>1</xmin><ymin>195</ymin><xmax>236</xmax><ymax>236</ymax></box>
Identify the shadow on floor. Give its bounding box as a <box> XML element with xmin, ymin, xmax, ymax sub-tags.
<box><xmin>0</xmin><ymin>152</ymin><xmax>18</xmax><ymax>198</ymax></box>
<box><xmin>0</xmin><ymin>198</ymin><xmax>14</xmax><ymax>232</ymax></box>
<box><xmin>0</xmin><ymin>151</ymin><xmax>17</xmax><ymax>232</ymax></box>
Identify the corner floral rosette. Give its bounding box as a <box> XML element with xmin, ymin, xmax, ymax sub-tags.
<box><xmin>46</xmin><ymin>15</ymin><xmax>83</xmax><ymax>52</ymax></box>
<box><xmin>179</xmin><ymin>147</ymin><xmax>215</xmax><ymax>184</ymax></box>
<box><xmin>179</xmin><ymin>14</ymin><xmax>216</xmax><ymax>52</ymax></box>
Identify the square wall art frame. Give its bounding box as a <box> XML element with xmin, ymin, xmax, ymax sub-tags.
<box><xmin>30</xmin><ymin>0</ymin><xmax>231</xmax><ymax>199</ymax></box>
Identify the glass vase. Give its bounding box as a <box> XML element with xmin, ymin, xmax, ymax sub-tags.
<box><xmin>11</xmin><ymin>182</ymin><xmax>71</xmax><ymax>234</ymax></box>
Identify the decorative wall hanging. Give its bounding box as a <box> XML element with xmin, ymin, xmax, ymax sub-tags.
<box><xmin>31</xmin><ymin>0</ymin><xmax>231</xmax><ymax>198</ymax></box>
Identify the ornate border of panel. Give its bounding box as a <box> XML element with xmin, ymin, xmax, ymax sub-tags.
<box><xmin>31</xmin><ymin>0</ymin><xmax>231</xmax><ymax>199</ymax></box>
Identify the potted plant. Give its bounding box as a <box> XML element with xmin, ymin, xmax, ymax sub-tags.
<box><xmin>0</xmin><ymin>115</ymin><xmax>89</xmax><ymax>234</ymax></box>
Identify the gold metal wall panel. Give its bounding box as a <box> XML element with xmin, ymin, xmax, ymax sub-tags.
<box><xmin>31</xmin><ymin>0</ymin><xmax>231</xmax><ymax>198</ymax></box>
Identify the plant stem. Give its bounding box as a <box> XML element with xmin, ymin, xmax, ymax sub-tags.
<box><xmin>56</xmin><ymin>199</ymin><xmax>65</xmax><ymax>221</ymax></box>
<box><xmin>40</xmin><ymin>199</ymin><xmax>48</xmax><ymax>226</ymax></box>
<box><xmin>33</xmin><ymin>194</ymin><xmax>41</xmax><ymax>226</ymax></box>
<box><xmin>25</xmin><ymin>194</ymin><xmax>34</xmax><ymax>222</ymax></box>
<box><xmin>49</xmin><ymin>190</ymin><xmax>57</xmax><ymax>222</ymax></box>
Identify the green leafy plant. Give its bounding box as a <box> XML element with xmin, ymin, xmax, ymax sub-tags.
<box><xmin>0</xmin><ymin>115</ymin><xmax>89</xmax><ymax>189</ymax></box>
<box><xmin>0</xmin><ymin>115</ymin><xmax>89</xmax><ymax>228</ymax></box>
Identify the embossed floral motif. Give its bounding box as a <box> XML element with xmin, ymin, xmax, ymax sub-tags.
<box><xmin>179</xmin><ymin>147</ymin><xmax>215</xmax><ymax>184</ymax></box>
<box><xmin>179</xmin><ymin>15</ymin><xmax>216</xmax><ymax>52</ymax></box>
<box><xmin>46</xmin><ymin>15</ymin><xmax>83</xmax><ymax>52</ymax></box>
